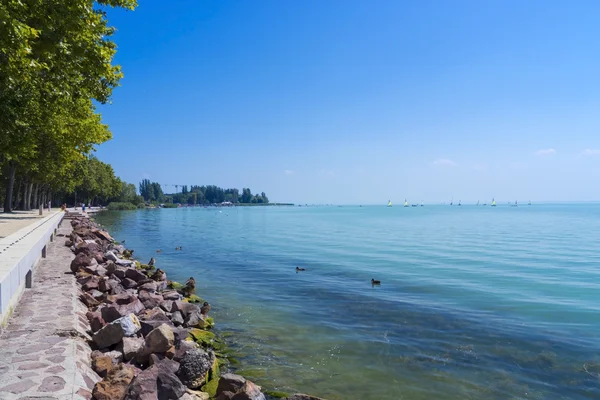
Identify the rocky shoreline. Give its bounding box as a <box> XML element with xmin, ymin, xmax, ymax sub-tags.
<box><xmin>68</xmin><ymin>215</ymin><xmax>322</xmax><ymax>400</ymax></box>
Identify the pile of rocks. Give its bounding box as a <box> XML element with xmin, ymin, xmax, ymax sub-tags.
<box><xmin>67</xmin><ymin>217</ymin><xmax>321</xmax><ymax>400</ymax></box>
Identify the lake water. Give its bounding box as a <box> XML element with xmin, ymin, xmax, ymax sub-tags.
<box><xmin>95</xmin><ymin>204</ymin><xmax>600</xmax><ymax>400</ymax></box>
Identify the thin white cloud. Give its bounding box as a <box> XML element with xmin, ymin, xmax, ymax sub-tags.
<box><xmin>432</xmin><ymin>158</ymin><xmax>456</xmax><ymax>166</ymax></box>
<box><xmin>284</xmin><ymin>170</ymin><xmax>294</xmax><ymax>175</ymax></box>
<box><xmin>535</xmin><ymin>148</ymin><xmax>556</xmax><ymax>156</ymax></box>
<box><xmin>581</xmin><ymin>149</ymin><xmax>600</xmax><ymax>156</ymax></box>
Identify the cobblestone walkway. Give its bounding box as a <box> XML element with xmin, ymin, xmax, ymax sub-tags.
<box><xmin>0</xmin><ymin>223</ymin><xmax>100</xmax><ymax>399</ymax></box>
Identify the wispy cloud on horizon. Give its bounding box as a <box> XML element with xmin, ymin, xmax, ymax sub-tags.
<box><xmin>284</xmin><ymin>169</ymin><xmax>294</xmax><ymax>175</ymax></box>
<box><xmin>581</xmin><ymin>149</ymin><xmax>600</xmax><ymax>156</ymax></box>
<box><xmin>535</xmin><ymin>148</ymin><xmax>556</xmax><ymax>156</ymax></box>
<box><xmin>432</xmin><ymin>158</ymin><xmax>456</xmax><ymax>166</ymax></box>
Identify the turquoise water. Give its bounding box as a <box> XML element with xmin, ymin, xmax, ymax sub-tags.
<box><xmin>95</xmin><ymin>205</ymin><xmax>600</xmax><ymax>399</ymax></box>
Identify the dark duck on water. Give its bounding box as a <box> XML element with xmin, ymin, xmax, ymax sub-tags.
<box><xmin>371</xmin><ymin>278</ymin><xmax>381</xmax><ymax>285</ymax></box>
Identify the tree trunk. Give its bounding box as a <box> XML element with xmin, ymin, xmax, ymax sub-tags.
<box><xmin>20</xmin><ymin>180</ymin><xmax>27</xmax><ymax>211</ymax></box>
<box><xmin>32</xmin><ymin>184</ymin><xmax>39</xmax><ymax>209</ymax></box>
<box><xmin>14</xmin><ymin>178</ymin><xmax>22</xmax><ymax>210</ymax></box>
<box><xmin>24</xmin><ymin>182</ymin><xmax>32</xmax><ymax>211</ymax></box>
<box><xmin>3</xmin><ymin>162</ymin><xmax>16</xmax><ymax>213</ymax></box>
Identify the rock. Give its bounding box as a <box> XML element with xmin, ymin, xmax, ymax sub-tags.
<box><xmin>157</xmin><ymin>362</ymin><xmax>187</xmax><ymax>399</ymax></box>
<box><xmin>231</xmin><ymin>380</ymin><xmax>265</xmax><ymax>400</ymax></box>
<box><xmin>144</xmin><ymin>324</ymin><xmax>175</xmax><ymax>353</ymax></box>
<box><xmin>92</xmin><ymin>355</ymin><xmax>113</xmax><ymax>378</ymax></box>
<box><xmin>93</xmin><ymin>252</ymin><xmax>106</xmax><ymax>265</ymax></box>
<box><xmin>160</xmin><ymin>300</ymin><xmax>175</xmax><ymax>312</ymax></box>
<box><xmin>94</xmin><ymin>229</ymin><xmax>114</xmax><ymax>242</ymax></box>
<box><xmin>103</xmin><ymin>350</ymin><xmax>124</xmax><ymax>365</ymax></box>
<box><xmin>82</xmin><ymin>276</ymin><xmax>100</xmax><ymax>292</ymax></box>
<box><xmin>171</xmin><ymin>311</ymin><xmax>184</xmax><ymax>326</ymax></box>
<box><xmin>140</xmin><ymin>307</ymin><xmax>169</xmax><ymax>321</ymax></box>
<box><xmin>80</xmin><ymin>292</ymin><xmax>101</xmax><ymax>307</ymax></box>
<box><xmin>125</xmin><ymin>365</ymin><xmax>158</xmax><ymax>399</ymax></box>
<box><xmin>75</xmin><ymin>242</ymin><xmax>101</xmax><ymax>256</ymax></box>
<box><xmin>172</xmin><ymin>301</ymin><xmax>198</xmax><ymax>318</ymax></box>
<box><xmin>187</xmin><ymin>390</ymin><xmax>211</xmax><ymax>400</ymax></box>
<box><xmin>177</xmin><ymin>348</ymin><xmax>214</xmax><ymax>389</ymax></box>
<box><xmin>162</xmin><ymin>290</ymin><xmax>181</xmax><ymax>301</ymax></box>
<box><xmin>217</xmin><ymin>374</ymin><xmax>246</xmax><ymax>396</ymax></box>
<box><xmin>106</xmin><ymin>261</ymin><xmax>117</xmax><ymax>275</ymax></box>
<box><xmin>216</xmin><ymin>391</ymin><xmax>236</xmax><ymax>400</ymax></box>
<box><xmin>96</xmin><ymin>265</ymin><xmax>108</xmax><ymax>276</ymax></box>
<box><xmin>101</xmin><ymin>305</ymin><xmax>123</xmax><ymax>323</ymax></box>
<box><xmin>111</xmin><ymin>283</ymin><xmax>126</xmax><ymax>295</ymax></box>
<box><xmin>70</xmin><ymin>253</ymin><xmax>98</xmax><ymax>273</ymax></box>
<box><xmin>86</xmin><ymin>311</ymin><xmax>106</xmax><ymax>333</ymax></box>
<box><xmin>92</xmin><ymin>364</ymin><xmax>135</xmax><ymax>400</ymax></box>
<box><xmin>109</xmin><ymin>244</ymin><xmax>126</xmax><ymax>254</ymax></box>
<box><xmin>89</xmin><ymin>289</ymin><xmax>105</xmax><ymax>299</ymax></box>
<box><xmin>285</xmin><ymin>395</ymin><xmax>326</xmax><ymax>400</ymax></box>
<box><xmin>125</xmin><ymin>268</ymin><xmax>147</xmax><ymax>283</ymax></box>
<box><xmin>138</xmin><ymin>281</ymin><xmax>158</xmax><ymax>292</ymax></box>
<box><xmin>99</xmin><ymin>278</ymin><xmax>115</xmax><ymax>293</ymax></box>
<box><xmin>107</xmin><ymin>293</ymin><xmax>137</xmax><ymax>305</ymax></box>
<box><xmin>116</xmin><ymin>259</ymin><xmax>136</xmax><ymax>268</ymax></box>
<box><xmin>173</xmin><ymin>340</ymin><xmax>198</xmax><ymax>362</ymax></box>
<box><xmin>166</xmin><ymin>345</ymin><xmax>176</xmax><ymax>359</ymax></box>
<box><xmin>183</xmin><ymin>310</ymin><xmax>207</xmax><ymax>329</ymax></box>
<box><xmin>141</xmin><ymin>319</ymin><xmax>175</xmax><ymax>337</ymax></box>
<box><xmin>118</xmin><ymin>336</ymin><xmax>144</xmax><ymax>361</ymax></box>
<box><xmin>101</xmin><ymin>298</ymin><xmax>145</xmax><ymax>323</ymax></box>
<box><xmin>105</xmin><ymin>251</ymin><xmax>119</xmax><ymax>262</ymax></box>
<box><xmin>118</xmin><ymin>298</ymin><xmax>145</xmax><ymax>316</ymax></box>
<box><xmin>92</xmin><ymin>314</ymin><xmax>141</xmax><ymax>349</ymax></box>
<box><xmin>121</xmin><ymin>277</ymin><xmax>138</xmax><ymax>289</ymax></box>
<box><xmin>139</xmin><ymin>291</ymin><xmax>163</xmax><ymax>309</ymax></box>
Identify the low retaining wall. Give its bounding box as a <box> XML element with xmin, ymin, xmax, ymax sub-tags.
<box><xmin>0</xmin><ymin>211</ymin><xmax>64</xmax><ymax>326</ymax></box>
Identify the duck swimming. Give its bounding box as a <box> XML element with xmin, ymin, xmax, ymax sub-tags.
<box><xmin>156</xmin><ymin>249</ymin><xmax>162</xmax><ymax>253</ymax></box>
<box><xmin>175</xmin><ymin>246</ymin><xmax>182</xmax><ymax>250</ymax></box>
<box><xmin>371</xmin><ymin>278</ymin><xmax>381</xmax><ymax>285</ymax></box>
<box><xmin>295</xmin><ymin>267</ymin><xmax>306</xmax><ymax>271</ymax></box>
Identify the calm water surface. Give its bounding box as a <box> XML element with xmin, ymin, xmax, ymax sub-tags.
<box><xmin>95</xmin><ymin>204</ymin><xmax>600</xmax><ymax>400</ymax></box>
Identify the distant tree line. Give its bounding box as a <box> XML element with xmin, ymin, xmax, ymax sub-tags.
<box><xmin>138</xmin><ymin>181</ymin><xmax>269</xmax><ymax>205</ymax></box>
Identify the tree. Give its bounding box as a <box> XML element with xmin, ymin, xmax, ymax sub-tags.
<box><xmin>0</xmin><ymin>0</ymin><xmax>137</xmax><ymax>212</ymax></box>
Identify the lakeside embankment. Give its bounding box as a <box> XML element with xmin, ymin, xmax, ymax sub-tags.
<box><xmin>65</xmin><ymin>215</ymin><xmax>322</xmax><ymax>399</ymax></box>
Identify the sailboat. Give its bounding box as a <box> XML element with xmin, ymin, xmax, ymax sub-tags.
<box><xmin>450</xmin><ymin>197</ymin><xmax>453</xmax><ymax>206</ymax></box>
<box><xmin>513</xmin><ymin>200</ymin><xmax>518</xmax><ymax>207</ymax></box>
<box><xmin>476</xmin><ymin>200</ymin><xmax>480</xmax><ymax>206</ymax></box>
<box><xmin>491</xmin><ymin>198</ymin><xmax>496</xmax><ymax>207</ymax></box>
<box><xmin>528</xmin><ymin>200</ymin><xmax>531</xmax><ymax>206</ymax></box>
<box><xmin>403</xmin><ymin>199</ymin><xmax>409</xmax><ymax>207</ymax></box>
<box><xmin>421</xmin><ymin>201</ymin><xmax>424</xmax><ymax>207</ymax></box>
<box><xmin>387</xmin><ymin>200</ymin><xmax>392</xmax><ymax>207</ymax></box>
<box><xmin>458</xmin><ymin>200</ymin><xmax>462</xmax><ymax>206</ymax></box>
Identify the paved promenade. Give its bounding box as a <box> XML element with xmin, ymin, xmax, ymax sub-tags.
<box><xmin>0</xmin><ymin>223</ymin><xmax>100</xmax><ymax>399</ymax></box>
<box><xmin>0</xmin><ymin>209</ymin><xmax>59</xmax><ymax>239</ymax></box>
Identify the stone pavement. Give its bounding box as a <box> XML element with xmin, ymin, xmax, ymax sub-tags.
<box><xmin>0</xmin><ymin>223</ymin><xmax>100</xmax><ymax>399</ymax></box>
<box><xmin>0</xmin><ymin>210</ymin><xmax>59</xmax><ymax>239</ymax></box>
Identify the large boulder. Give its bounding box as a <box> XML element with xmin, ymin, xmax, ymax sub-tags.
<box><xmin>125</xmin><ymin>268</ymin><xmax>148</xmax><ymax>283</ymax></box>
<box><xmin>118</xmin><ymin>336</ymin><xmax>145</xmax><ymax>361</ymax></box>
<box><xmin>231</xmin><ymin>380</ymin><xmax>265</xmax><ymax>400</ymax></box>
<box><xmin>183</xmin><ymin>310</ymin><xmax>207</xmax><ymax>329</ymax></box>
<box><xmin>86</xmin><ymin>311</ymin><xmax>106</xmax><ymax>333</ymax></box>
<box><xmin>125</xmin><ymin>366</ymin><xmax>158</xmax><ymax>399</ymax></box>
<box><xmin>139</xmin><ymin>291</ymin><xmax>164</xmax><ymax>309</ymax></box>
<box><xmin>171</xmin><ymin>311</ymin><xmax>184</xmax><ymax>326</ymax></box>
<box><xmin>70</xmin><ymin>253</ymin><xmax>96</xmax><ymax>273</ymax></box>
<box><xmin>217</xmin><ymin>374</ymin><xmax>246</xmax><ymax>396</ymax></box>
<box><xmin>121</xmin><ymin>277</ymin><xmax>138</xmax><ymax>289</ymax></box>
<box><xmin>140</xmin><ymin>307</ymin><xmax>169</xmax><ymax>321</ymax></box>
<box><xmin>80</xmin><ymin>292</ymin><xmax>101</xmax><ymax>307</ymax></box>
<box><xmin>141</xmin><ymin>319</ymin><xmax>174</xmax><ymax>338</ymax></box>
<box><xmin>162</xmin><ymin>290</ymin><xmax>181</xmax><ymax>301</ymax></box>
<box><xmin>82</xmin><ymin>276</ymin><xmax>101</xmax><ymax>292</ymax></box>
<box><xmin>75</xmin><ymin>242</ymin><xmax>102</xmax><ymax>256</ymax></box>
<box><xmin>126</xmin><ymin>360</ymin><xmax>186</xmax><ymax>400</ymax></box>
<box><xmin>101</xmin><ymin>299</ymin><xmax>145</xmax><ymax>323</ymax></box>
<box><xmin>94</xmin><ymin>229</ymin><xmax>114</xmax><ymax>242</ymax></box>
<box><xmin>91</xmin><ymin>355</ymin><xmax>113</xmax><ymax>378</ymax></box>
<box><xmin>138</xmin><ymin>281</ymin><xmax>158</xmax><ymax>292</ymax></box>
<box><xmin>92</xmin><ymin>313</ymin><xmax>141</xmax><ymax>349</ymax></box>
<box><xmin>144</xmin><ymin>324</ymin><xmax>175</xmax><ymax>353</ymax></box>
<box><xmin>105</xmin><ymin>251</ymin><xmax>119</xmax><ymax>262</ymax></box>
<box><xmin>172</xmin><ymin>301</ymin><xmax>198</xmax><ymax>317</ymax></box>
<box><xmin>92</xmin><ymin>364</ymin><xmax>136</xmax><ymax>400</ymax></box>
<box><xmin>177</xmin><ymin>348</ymin><xmax>215</xmax><ymax>389</ymax></box>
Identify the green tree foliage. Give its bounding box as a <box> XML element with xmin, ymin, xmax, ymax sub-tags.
<box><xmin>0</xmin><ymin>0</ymin><xmax>137</xmax><ymax>211</ymax></box>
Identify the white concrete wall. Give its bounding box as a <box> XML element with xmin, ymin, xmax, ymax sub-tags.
<box><xmin>0</xmin><ymin>211</ymin><xmax>64</xmax><ymax>326</ymax></box>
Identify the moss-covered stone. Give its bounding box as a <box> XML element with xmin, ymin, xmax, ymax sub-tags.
<box><xmin>186</xmin><ymin>294</ymin><xmax>203</xmax><ymax>303</ymax></box>
<box><xmin>168</xmin><ymin>281</ymin><xmax>184</xmax><ymax>290</ymax></box>
<box><xmin>188</xmin><ymin>329</ymin><xmax>216</xmax><ymax>346</ymax></box>
<box><xmin>200</xmin><ymin>357</ymin><xmax>220</xmax><ymax>398</ymax></box>
<box><xmin>264</xmin><ymin>390</ymin><xmax>290</xmax><ymax>398</ymax></box>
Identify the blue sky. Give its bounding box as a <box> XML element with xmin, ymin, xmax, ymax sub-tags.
<box><xmin>96</xmin><ymin>0</ymin><xmax>600</xmax><ymax>204</ymax></box>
